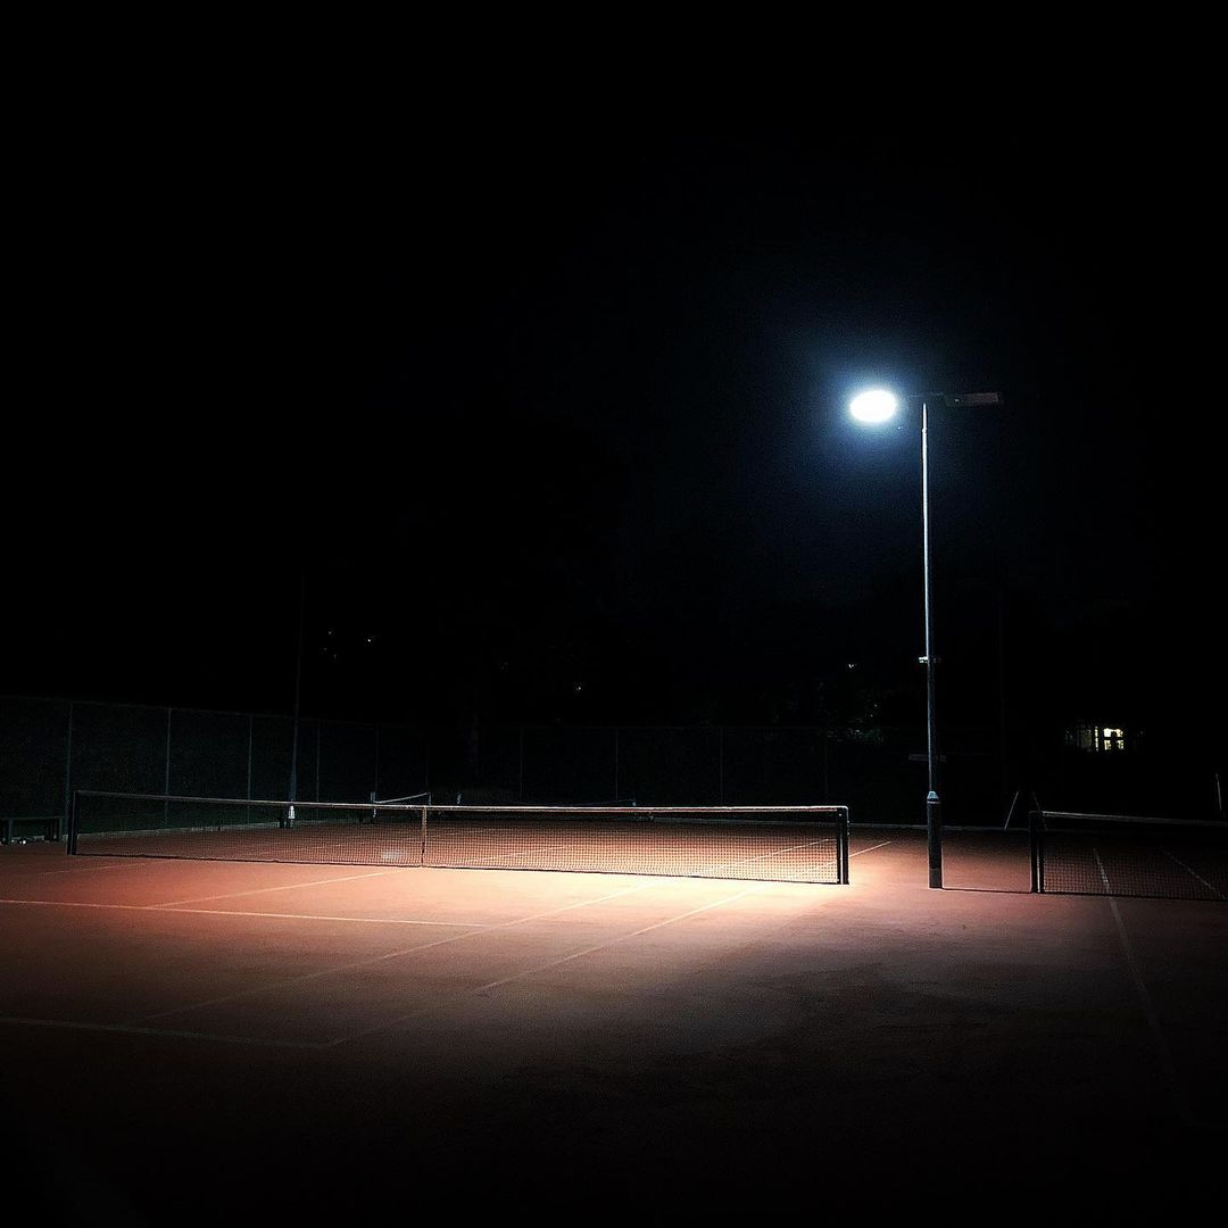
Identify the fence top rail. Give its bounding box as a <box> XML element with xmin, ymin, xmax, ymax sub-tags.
<box><xmin>1036</xmin><ymin>810</ymin><xmax>1228</xmax><ymax>830</ymax></box>
<box><xmin>73</xmin><ymin>791</ymin><xmax>848</xmax><ymax>817</ymax></box>
<box><xmin>429</xmin><ymin>804</ymin><xmax>849</xmax><ymax>815</ymax></box>
<box><xmin>76</xmin><ymin>791</ymin><xmax>414</xmax><ymax>810</ymax></box>
<box><xmin>2</xmin><ymin>694</ymin><xmax>424</xmax><ymax>731</ymax></box>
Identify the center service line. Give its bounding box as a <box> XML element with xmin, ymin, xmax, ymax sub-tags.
<box><xmin>327</xmin><ymin>882</ymin><xmax>768</xmax><ymax>1047</ymax></box>
<box><xmin>128</xmin><ymin>878</ymin><xmax>676</xmax><ymax>1027</ymax></box>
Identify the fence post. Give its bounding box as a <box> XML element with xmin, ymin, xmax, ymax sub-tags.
<box><xmin>68</xmin><ymin>790</ymin><xmax>79</xmax><ymax>855</ymax></box>
<box><xmin>60</xmin><ymin>701</ymin><xmax>75</xmax><ymax>842</ymax></box>
<box><xmin>373</xmin><ymin>724</ymin><xmax>381</xmax><ymax>804</ymax></box>
<box><xmin>246</xmin><ymin>714</ymin><xmax>254</xmax><ymax>825</ymax></box>
<box><xmin>163</xmin><ymin>709</ymin><xmax>172</xmax><ymax>827</ymax></box>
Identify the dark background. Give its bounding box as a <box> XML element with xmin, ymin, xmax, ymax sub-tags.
<box><xmin>6</xmin><ymin>83</ymin><xmax>1222</xmax><ymax>812</ymax></box>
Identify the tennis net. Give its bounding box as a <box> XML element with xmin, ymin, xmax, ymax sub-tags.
<box><xmin>369</xmin><ymin>791</ymin><xmax>431</xmax><ymax>822</ymax></box>
<box><xmin>68</xmin><ymin>792</ymin><xmax>851</xmax><ymax>884</ymax></box>
<box><xmin>1030</xmin><ymin>810</ymin><xmax>1228</xmax><ymax>901</ymax></box>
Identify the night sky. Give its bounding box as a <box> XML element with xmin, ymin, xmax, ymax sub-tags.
<box><xmin>8</xmin><ymin>104</ymin><xmax>1220</xmax><ymax>754</ymax></box>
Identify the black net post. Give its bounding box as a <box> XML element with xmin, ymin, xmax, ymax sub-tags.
<box><xmin>1029</xmin><ymin>809</ymin><xmax>1044</xmax><ymax>893</ymax></box>
<box><xmin>838</xmin><ymin>806</ymin><xmax>850</xmax><ymax>884</ymax></box>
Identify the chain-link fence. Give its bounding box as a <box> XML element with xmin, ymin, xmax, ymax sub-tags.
<box><xmin>433</xmin><ymin>721</ymin><xmax>1002</xmax><ymax>823</ymax></box>
<box><xmin>0</xmin><ymin>696</ymin><xmax>429</xmax><ymax>841</ymax></box>
<box><xmin>3</xmin><ymin>694</ymin><xmax>1009</xmax><ymax>841</ymax></box>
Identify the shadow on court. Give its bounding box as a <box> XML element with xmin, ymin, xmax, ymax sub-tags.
<box><xmin>1</xmin><ymin>833</ymin><xmax>1224</xmax><ymax>1222</ymax></box>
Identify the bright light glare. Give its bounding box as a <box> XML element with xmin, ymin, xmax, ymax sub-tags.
<box><xmin>849</xmin><ymin>389</ymin><xmax>900</xmax><ymax>424</ymax></box>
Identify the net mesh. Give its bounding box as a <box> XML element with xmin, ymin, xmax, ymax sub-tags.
<box><xmin>1034</xmin><ymin>812</ymin><xmax>1228</xmax><ymax>901</ymax></box>
<box><xmin>74</xmin><ymin>795</ymin><xmax>423</xmax><ymax>867</ymax></box>
<box><xmin>425</xmin><ymin>806</ymin><xmax>844</xmax><ymax>882</ymax></box>
<box><xmin>70</xmin><ymin>794</ymin><xmax>849</xmax><ymax>884</ymax></box>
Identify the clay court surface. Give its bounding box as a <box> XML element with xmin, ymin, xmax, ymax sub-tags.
<box><xmin>2</xmin><ymin>830</ymin><xmax>1224</xmax><ymax>1222</ymax></box>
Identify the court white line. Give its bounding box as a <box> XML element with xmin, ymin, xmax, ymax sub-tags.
<box><xmin>850</xmin><ymin>840</ymin><xmax>894</xmax><ymax>857</ymax></box>
<box><xmin>130</xmin><ymin>928</ymin><xmax>493</xmax><ymax>1024</ymax></box>
<box><xmin>168</xmin><ymin>908</ymin><xmax>490</xmax><ymax>928</ymax></box>
<box><xmin>37</xmin><ymin>860</ymin><xmax>163</xmax><ymax>876</ymax></box>
<box><xmin>471</xmin><ymin>883</ymin><xmax>766</xmax><ymax>995</ymax></box>
<box><xmin>0</xmin><ymin>1014</ymin><xmax>327</xmax><ymax>1050</ymax></box>
<box><xmin>1105</xmin><ymin>896</ymin><xmax>1191</xmax><ymax>1122</ymax></box>
<box><xmin>327</xmin><ymin>883</ymin><xmax>768</xmax><ymax>1047</ymax></box>
<box><xmin>0</xmin><ymin>898</ymin><xmax>492</xmax><ymax>928</ymax></box>
<box><xmin>1094</xmin><ymin>850</ymin><xmax>1191</xmax><ymax>1124</ymax></box>
<box><xmin>432</xmin><ymin>841</ymin><xmax>578</xmax><ymax>867</ymax></box>
<box><xmin>703</xmin><ymin>837</ymin><xmax>834</xmax><ymax>874</ymax></box>
<box><xmin>128</xmin><ymin>879</ymin><xmax>676</xmax><ymax>1027</ymax></box>
<box><xmin>1163</xmin><ymin>850</ymin><xmax>1225</xmax><ymax>900</ymax></box>
<box><xmin>0</xmin><ymin>899</ymin><xmax>165</xmax><ymax>913</ymax></box>
<box><xmin>149</xmin><ymin>868</ymin><xmax>401</xmax><ymax>908</ymax></box>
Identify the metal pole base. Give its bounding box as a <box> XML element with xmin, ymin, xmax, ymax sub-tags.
<box><xmin>926</xmin><ymin>791</ymin><xmax>943</xmax><ymax>889</ymax></box>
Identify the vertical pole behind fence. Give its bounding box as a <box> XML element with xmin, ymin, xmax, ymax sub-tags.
<box><xmin>68</xmin><ymin>791</ymin><xmax>79</xmax><ymax>856</ymax></box>
<box><xmin>60</xmin><ymin>701</ymin><xmax>75</xmax><ymax>842</ymax></box>
<box><xmin>163</xmin><ymin>709</ymin><xmax>172</xmax><ymax>827</ymax></box>
<box><xmin>373</xmin><ymin>725</ymin><xmax>381</xmax><ymax>811</ymax></box>
<box><xmin>247</xmin><ymin>714</ymin><xmax>254</xmax><ymax>826</ymax></box>
<box><xmin>288</xmin><ymin>567</ymin><xmax>306</xmax><ymax>828</ymax></box>
<box><xmin>821</xmin><ymin>721</ymin><xmax>830</xmax><ymax>805</ymax></box>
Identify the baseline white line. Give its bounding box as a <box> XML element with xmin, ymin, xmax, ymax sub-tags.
<box><xmin>327</xmin><ymin>883</ymin><xmax>767</xmax><ymax>1047</ymax></box>
<box><xmin>0</xmin><ymin>1015</ymin><xmax>327</xmax><ymax>1050</ymax></box>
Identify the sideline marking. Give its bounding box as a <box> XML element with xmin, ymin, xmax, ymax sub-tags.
<box><xmin>0</xmin><ymin>1015</ymin><xmax>327</xmax><ymax>1050</ymax></box>
<box><xmin>850</xmin><ymin>840</ymin><xmax>893</xmax><ymax>857</ymax></box>
<box><xmin>38</xmin><ymin>861</ymin><xmax>161</xmax><ymax>876</ymax></box>
<box><xmin>1094</xmin><ymin>850</ymin><xmax>1191</xmax><ymax>1124</ymax></box>
<box><xmin>1163</xmin><ymin>850</ymin><xmax>1225</xmax><ymax>900</ymax></box>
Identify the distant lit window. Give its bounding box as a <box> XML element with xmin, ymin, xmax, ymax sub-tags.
<box><xmin>1067</xmin><ymin>721</ymin><xmax>1128</xmax><ymax>753</ymax></box>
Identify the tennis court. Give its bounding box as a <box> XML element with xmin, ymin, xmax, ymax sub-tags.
<box><xmin>2</xmin><ymin>829</ymin><xmax>1224</xmax><ymax>1222</ymax></box>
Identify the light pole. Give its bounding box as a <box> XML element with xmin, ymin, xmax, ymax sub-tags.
<box><xmin>849</xmin><ymin>388</ymin><xmax>1003</xmax><ymax>888</ymax></box>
